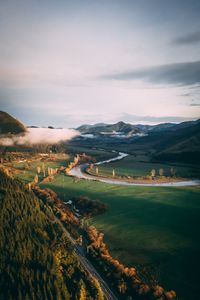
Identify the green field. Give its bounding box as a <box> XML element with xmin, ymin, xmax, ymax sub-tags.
<box><xmin>13</xmin><ymin>151</ymin><xmax>200</xmax><ymax>300</ymax></box>
<box><xmin>13</xmin><ymin>148</ymin><xmax>115</xmax><ymax>183</ymax></box>
<box><xmin>90</xmin><ymin>154</ymin><xmax>200</xmax><ymax>178</ymax></box>
<box><xmin>38</xmin><ymin>173</ymin><xmax>200</xmax><ymax>300</ymax></box>
<box><xmin>13</xmin><ymin>154</ymin><xmax>73</xmax><ymax>183</ymax></box>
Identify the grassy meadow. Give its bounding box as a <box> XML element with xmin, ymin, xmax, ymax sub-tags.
<box><xmin>90</xmin><ymin>154</ymin><xmax>200</xmax><ymax>178</ymax></box>
<box><xmin>13</xmin><ymin>151</ymin><xmax>200</xmax><ymax>300</ymax></box>
<box><xmin>38</xmin><ymin>173</ymin><xmax>200</xmax><ymax>300</ymax></box>
<box><xmin>12</xmin><ymin>153</ymin><xmax>73</xmax><ymax>183</ymax></box>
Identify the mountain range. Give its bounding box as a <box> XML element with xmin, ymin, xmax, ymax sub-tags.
<box><xmin>76</xmin><ymin>119</ymin><xmax>200</xmax><ymax>164</ymax></box>
<box><xmin>1</xmin><ymin>111</ymin><xmax>200</xmax><ymax>164</ymax></box>
<box><xmin>77</xmin><ymin>119</ymin><xmax>200</xmax><ymax>136</ymax></box>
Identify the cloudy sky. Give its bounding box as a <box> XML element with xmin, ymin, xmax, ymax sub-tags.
<box><xmin>0</xmin><ymin>0</ymin><xmax>200</xmax><ymax>127</ymax></box>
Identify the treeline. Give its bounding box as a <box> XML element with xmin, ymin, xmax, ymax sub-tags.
<box><xmin>33</xmin><ymin>186</ymin><xmax>80</xmax><ymax>239</ymax></box>
<box><xmin>0</xmin><ymin>142</ymin><xmax>66</xmax><ymax>154</ymax></box>
<box><xmin>0</xmin><ymin>170</ymin><xmax>104</xmax><ymax>300</ymax></box>
<box><xmin>72</xmin><ymin>196</ymin><xmax>108</xmax><ymax>217</ymax></box>
<box><xmin>66</xmin><ymin>153</ymin><xmax>96</xmax><ymax>174</ymax></box>
<box><xmin>86</xmin><ymin>226</ymin><xmax>176</xmax><ymax>300</ymax></box>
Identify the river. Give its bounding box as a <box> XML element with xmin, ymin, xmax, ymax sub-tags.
<box><xmin>68</xmin><ymin>152</ymin><xmax>200</xmax><ymax>187</ymax></box>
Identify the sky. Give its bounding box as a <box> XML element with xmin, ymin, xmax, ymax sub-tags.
<box><xmin>0</xmin><ymin>0</ymin><xmax>200</xmax><ymax>128</ymax></box>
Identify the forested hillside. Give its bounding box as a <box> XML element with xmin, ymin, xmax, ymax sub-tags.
<box><xmin>0</xmin><ymin>170</ymin><xmax>102</xmax><ymax>300</ymax></box>
<box><xmin>0</xmin><ymin>111</ymin><xmax>26</xmax><ymax>134</ymax></box>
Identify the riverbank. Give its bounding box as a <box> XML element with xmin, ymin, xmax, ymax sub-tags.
<box><xmin>68</xmin><ymin>151</ymin><xmax>200</xmax><ymax>187</ymax></box>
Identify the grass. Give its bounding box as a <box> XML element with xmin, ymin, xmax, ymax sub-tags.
<box><xmin>90</xmin><ymin>154</ymin><xmax>200</xmax><ymax>178</ymax></box>
<box><xmin>66</xmin><ymin>145</ymin><xmax>116</xmax><ymax>161</ymax></box>
<box><xmin>13</xmin><ymin>154</ymin><xmax>72</xmax><ymax>183</ymax></box>
<box><xmin>13</xmin><ymin>152</ymin><xmax>200</xmax><ymax>300</ymax></box>
<box><xmin>39</xmin><ymin>174</ymin><xmax>200</xmax><ymax>300</ymax></box>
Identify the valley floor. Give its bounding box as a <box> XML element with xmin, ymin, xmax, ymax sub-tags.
<box><xmin>8</xmin><ymin>150</ymin><xmax>200</xmax><ymax>300</ymax></box>
<box><xmin>41</xmin><ymin>175</ymin><xmax>200</xmax><ymax>300</ymax></box>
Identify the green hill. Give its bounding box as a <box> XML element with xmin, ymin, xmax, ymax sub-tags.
<box><xmin>107</xmin><ymin>121</ymin><xmax>200</xmax><ymax>164</ymax></box>
<box><xmin>0</xmin><ymin>111</ymin><xmax>26</xmax><ymax>134</ymax></box>
<box><xmin>152</xmin><ymin>122</ymin><xmax>200</xmax><ymax>162</ymax></box>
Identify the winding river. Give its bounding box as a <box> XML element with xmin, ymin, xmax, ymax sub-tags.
<box><xmin>68</xmin><ymin>152</ymin><xmax>200</xmax><ymax>187</ymax></box>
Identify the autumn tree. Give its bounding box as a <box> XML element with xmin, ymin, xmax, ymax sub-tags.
<box><xmin>118</xmin><ymin>279</ymin><xmax>127</xmax><ymax>294</ymax></box>
<box><xmin>34</xmin><ymin>174</ymin><xmax>38</xmax><ymax>184</ymax></box>
<box><xmin>78</xmin><ymin>280</ymin><xmax>87</xmax><ymax>300</ymax></box>
<box><xmin>42</xmin><ymin>163</ymin><xmax>46</xmax><ymax>177</ymax></box>
<box><xmin>96</xmin><ymin>167</ymin><xmax>99</xmax><ymax>175</ymax></box>
<box><xmin>93</xmin><ymin>278</ymin><xmax>104</xmax><ymax>300</ymax></box>
<box><xmin>37</xmin><ymin>166</ymin><xmax>41</xmax><ymax>174</ymax></box>
<box><xmin>159</xmin><ymin>168</ymin><xmax>164</xmax><ymax>176</ymax></box>
<box><xmin>165</xmin><ymin>290</ymin><xmax>176</xmax><ymax>299</ymax></box>
<box><xmin>151</xmin><ymin>169</ymin><xmax>156</xmax><ymax>179</ymax></box>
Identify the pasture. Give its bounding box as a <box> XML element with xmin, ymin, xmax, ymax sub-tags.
<box><xmin>39</xmin><ymin>174</ymin><xmax>200</xmax><ymax>300</ymax></box>
<box><xmin>13</xmin><ymin>151</ymin><xmax>200</xmax><ymax>300</ymax></box>
<box><xmin>90</xmin><ymin>154</ymin><xmax>200</xmax><ymax>178</ymax></box>
<box><xmin>13</xmin><ymin>153</ymin><xmax>72</xmax><ymax>183</ymax></box>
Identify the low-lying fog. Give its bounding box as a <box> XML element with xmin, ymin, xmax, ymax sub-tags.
<box><xmin>0</xmin><ymin>127</ymin><xmax>80</xmax><ymax>146</ymax></box>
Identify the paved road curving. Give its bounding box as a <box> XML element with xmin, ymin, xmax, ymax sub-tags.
<box><xmin>69</xmin><ymin>152</ymin><xmax>200</xmax><ymax>187</ymax></box>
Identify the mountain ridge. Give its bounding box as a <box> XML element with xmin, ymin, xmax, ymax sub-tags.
<box><xmin>77</xmin><ymin>119</ymin><xmax>200</xmax><ymax>135</ymax></box>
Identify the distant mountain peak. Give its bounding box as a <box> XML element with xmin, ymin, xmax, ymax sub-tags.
<box><xmin>77</xmin><ymin>120</ymin><xmax>141</xmax><ymax>136</ymax></box>
<box><xmin>115</xmin><ymin>121</ymin><xmax>126</xmax><ymax>125</ymax></box>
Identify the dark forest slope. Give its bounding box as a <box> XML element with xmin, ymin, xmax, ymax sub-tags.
<box><xmin>0</xmin><ymin>111</ymin><xmax>26</xmax><ymax>134</ymax></box>
<box><xmin>0</xmin><ymin>171</ymin><xmax>102</xmax><ymax>300</ymax></box>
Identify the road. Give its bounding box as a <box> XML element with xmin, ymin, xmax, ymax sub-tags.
<box><xmin>56</xmin><ymin>218</ymin><xmax>118</xmax><ymax>300</ymax></box>
<box><xmin>69</xmin><ymin>152</ymin><xmax>200</xmax><ymax>187</ymax></box>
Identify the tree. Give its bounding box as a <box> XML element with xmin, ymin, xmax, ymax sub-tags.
<box><xmin>151</xmin><ymin>169</ymin><xmax>156</xmax><ymax>179</ymax></box>
<box><xmin>28</xmin><ymin>183</ymin><xmax>32</xmax><ymax>191</ymax></box>
<box><xmin>118</xmin><ymin>279</ymin><xmax>127</xmax><ymax>294</ymax></box>
<box><xmin>93</xmin><ymin>278</ymin><xmax>104</xmax><ymax>300</ymax></box>
<box><xmin>165</xmin><ymin>290</ymin><xmax>176</xmax><ymax>299</ymax></box>
<box><xmin>37</xmin><ymin>166</ymin><xmax>41</xmax><ymax>174</ymax></box>
<box><xmin>42</xmin><ymin>163</ymin><xmax>46</xmax><ymax>177</ymax></box>
<box><xmin>78</xmin><ymin>281</ymin><xmax>87</xmax><ymax>300</ymax></box>
<box><xmin>159</xmin><ymin>168</ymin><xmax>164</xmax><ymax>177</ymax></box>
<box><xmin>96</xmin><ymin>167</ymin><xmax>99</xmax><ymax>175</ymax></box>
<box><xmin>0</xmin><ymin>170</ymin><xmax>103</xmax><ymax>300</ymax></box>
<box><xmin>153</xmin><ymin>285</ymin><xmax>164</xmax><ymax>298</ymax></box>
<box><xmin>170</xmin><ymin>167</ymin><xmax>176</xmax><ymax>177</ymax></box>
<box><xmin>48</xmin><ymin>167</ymin><xmax>51</xmax><ymax>176</ymax></box>
<box><xmin>34</xmin><ymin>175</ymin><xmax>38</xmax><ymax>184</ymax></box>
